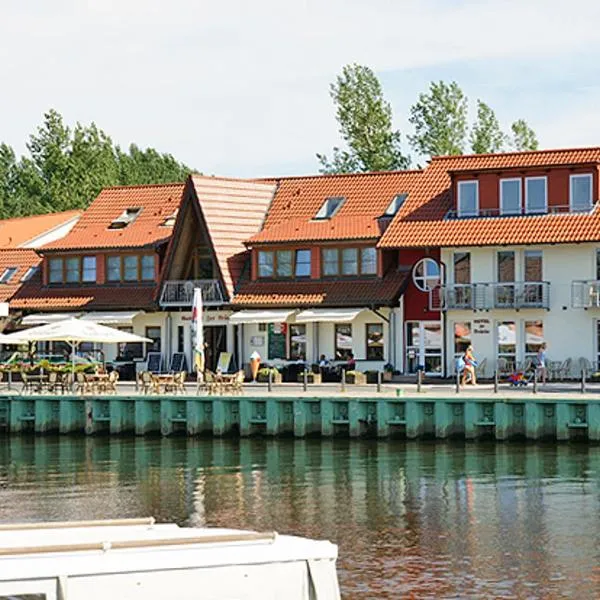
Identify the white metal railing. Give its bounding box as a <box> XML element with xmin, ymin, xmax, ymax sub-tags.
<box><xmin>572</xmin><ymin>280</ymin><xmax>600</xmax><ymax>308</ymax></box>
<box><xmin>445</xmin><ymin>204</ymin><xmax>595</xmax><ymax>220</ymax></box>
<box><xmin>439</xmin><ymin>281</ymin><xmax>550</xmax><ymax>310</ymax></box>
<box><xmin>159</xmin><ymin>280</ymin><xmax>225</xmax><ymax>307</ymax></box>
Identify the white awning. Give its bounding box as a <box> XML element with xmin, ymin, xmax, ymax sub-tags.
<box><xmin>229</xmin><ymin>309</ymin><xmax>295</xmax><ymax>325</ymax></box>
<box><xmin>21</xmin><ymin>312</ymin><xmax>82</xmax><ymax>326</ymax></box>
<box><xmin>295</xmin><ymin>308</ymin><xmax>366</xmax><ymax>323</ymax></box>
<box><xmin>80</xmin><ymin>311</ymin><xmax>142</xmax><ymax>325</ymax></box>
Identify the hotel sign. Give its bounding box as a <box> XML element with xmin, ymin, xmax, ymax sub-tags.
<box><xmin>473</xmin><ymin>319</ymin><xmax>490</xmax><ymax>334</ymax></box>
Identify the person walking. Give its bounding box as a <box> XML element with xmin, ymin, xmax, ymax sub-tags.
<box><xmin>536</xmin><ymin>343</ymin><xmax>548</xmax><ymax>384</ymax></box>
<box><xmin>461</xmin><ymin>345</ymin><xmax>477</xmax><ymax>386</ymax></box>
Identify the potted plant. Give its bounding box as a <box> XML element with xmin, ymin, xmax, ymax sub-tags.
<box><xmin>257</xmin><ymin>367</ymin><xmax>282</xmax><ymax>384</ymax></box>
<box><xmin>383</xmin><ymin>363</ymin><xmax>394</xmax><ymax>382</ymax></box>
<box><xmin>297</xmin><ymin>364</ymin><xmax>322</xmax><ymax>384</ymax></box>
<box><xmin>345</xmin><ymin>370</ymin><xmax>366</xmax><ymax>385</ymax></box>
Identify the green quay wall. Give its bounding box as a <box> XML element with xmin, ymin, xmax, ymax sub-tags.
<box><xmin>1</xmin><ymin>394</ymin><xmax>600</xmax><ymax>441</ymax></box>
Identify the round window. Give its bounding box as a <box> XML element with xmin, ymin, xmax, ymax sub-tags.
<box><xmin>412</xmin><ymin>258</ymin><xmax>441</xmax><ymax>292</ymax></box>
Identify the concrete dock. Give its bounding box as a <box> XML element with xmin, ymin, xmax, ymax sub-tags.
<box><xmin>1</xmin><ymin>382</ymin><xmax>600</xmax><ymax>440</ymax></box>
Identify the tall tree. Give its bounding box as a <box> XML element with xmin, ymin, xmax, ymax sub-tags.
<box><xmin>510</xmin><ymin>119</ymin><xmax>539</xmax><ymax>151</ymax></box>
<box><xmin>470</xmin><ymin>101</ymin><xmax>505</xmax><ymax>154</ymax></box>
<box><xmin>408</xmin><ymin>81</ymin><xmax>468</xmax><ymax>158</ymax></box>
<box><xmin>317</xmin><ymin>64</ymin><xmax>410</xmax><ymax>173</ymax></box>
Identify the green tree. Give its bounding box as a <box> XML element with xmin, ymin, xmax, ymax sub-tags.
<box><xmin>408</xmin><ymin>81</ymin><xmax>468</xmax><ymax>158</ymax></box>
<box><xmin>116</xmin><ymin>144</ymin><xmax>190</xmax><ymax>185</ymax></box>
<box><xmin>510</xmin><ymin>119</ymin><xmax>539</xmax><ymax>151</ymax></box>
<box><xmin>317</xmin><ymin>64</ymin><xmax>410</xmax><ymax>173</ymax></box>
<box><xmin>470</xmin><ymin>100</ymin><xmax>506</xmax><ymax>154</ymax></box>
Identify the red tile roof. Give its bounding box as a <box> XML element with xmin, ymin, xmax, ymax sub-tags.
<box><xmin>42</xmin><ymin>183</ymin><xmax>185</xmax><ymax>251</ymax></box>
<box><xmin>232</xmin><ymin>270</ymin><xmax>408</xmax><ymax>308</ymax></box>
<box><xmin>190</xmin><ymin>175</ymin><xmax>277</xmax><ymax>296</ymax></box>
<box><xmin>0</xmin><ymin>249</ymin><xmax>41</xmax><ymax>303</ymax></box>
<box><xmin>379</xmin><ymin>147</ymin><xmax>600</xmax><ymax>248</ymax></box>
<box><xmin>248</xmin><ymin>171</ymin><xmax>423</xmax><ymax>244</ymax></box>
<box><xmin>0</xmin><ymin>210</ymin><xmax>82</xmax><ymax>249</ymax></box>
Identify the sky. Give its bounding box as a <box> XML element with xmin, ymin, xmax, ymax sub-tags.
<box><xmin>3</xmin><ymin>0</ymin><xmax>600</xmax><ymax>178</ymax></box>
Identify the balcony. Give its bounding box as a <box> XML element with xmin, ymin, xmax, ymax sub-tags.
<box><xmin>572</xmin><ymin>280</ymin><xmax>600</xmax><ymax>308</ymax></box>
<box><xmin>440</xmin><ymin>282</ymin><xmax>550</xmax><ymax>310</ymax></box>
<box><xmin>445</xmin><ymin>204</ymin><xmax>594</xmax><ymax>220</ymax></box>
<box><xmin>159</xmin><ymin>280</ymin><xmax>225</xmax><ymax>307</ymax></box>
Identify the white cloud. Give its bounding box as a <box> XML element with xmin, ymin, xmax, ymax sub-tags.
<box><xmin>2</xmin><ymin>0</ymin><xmax>600</xmax><ymax>176</ymax></box>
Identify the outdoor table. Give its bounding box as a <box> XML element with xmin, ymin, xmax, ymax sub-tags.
<box><xmin>26</xmin><ymin>374</ymin><xmax>48</xmax><ymax>393</ymax></box>
<box><xmin>216</xmin><ymin>373</ymin><xmax>238</xmax><ymax>394</ymax></box>
<box><xmin>152</xmin><ymin>374</ymin><xmax>176</xmax><ymax>394</ymax></box>
<box><xmin>85</xmin><ymin>373</ymin><xmax>109</xmax><ymax>393</ymax></box>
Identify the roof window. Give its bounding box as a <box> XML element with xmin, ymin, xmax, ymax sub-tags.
<box><xmin>108</xmin><ymin>207</ymin><xmax>142</xmax><ymax>230</ymax></box>
<box><xmin>21</xmin><ymin>266</ymin><xmax>39</xmax><ymax>282</ymax></box>
<box><xmin>315</xmin><ymin>196</ymin><xmax>345</xmax><ymax>220</ymax></box>
<box><xmin>160</xmin><ymin>208</ymin><xmax>178</xmax><ymax>227</ymax></box>
<box><xmin>384</xmin><ymin>193</ymin><xmax>408</xmax><ymax>217</ymax></box>
<box><xmin>0</xmin><ymin>267</ymin><xmax>17</xmax><ymax>284</ymax></box>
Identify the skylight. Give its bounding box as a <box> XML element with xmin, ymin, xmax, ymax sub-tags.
<box><xmin>161</xmin><ymin>208</ymin><xmax>178</xmax><ymax>227</ymax></box>
<box><xmin>21</xmin><ymin>266</ymin><xmax>39</xmax><ymax>282</ymax></box>
<box><xmin>384</xmin><ymin>193</ymin><xmax>408</xmax><ymax>216</ymax></box>
<box><xmin>315</xmin><ymin>196</ymin><xmax>345</xmax><ymax>220</ymax></box>
<box><xmin>108</xmin><ymin>207</ymin><xmax>142</xmax><ymax>230</ymax></box>
<box><xmin>0</xmin><ymin>267</ymin><xmax>17</xmax><ymax>284</ymax></box>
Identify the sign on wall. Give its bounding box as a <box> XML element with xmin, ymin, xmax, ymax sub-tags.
<box><xmin>268</xmin><ymin>323</ymin><xmax>287</xmax><ymax>359</ymax></box>
<box><xmin>473</xmin><ymin>319</ymin><xmax>490</xmax><ymax>334</ymax></box>
<box><xmin>250</xmin><ymin>336</ymin><xmax>265</xmax><ymax>347</ymax></box>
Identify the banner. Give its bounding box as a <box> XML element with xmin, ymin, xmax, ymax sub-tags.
<box><xmin>191</xmin><ymin>288</ymin><xmax>205</xmax><ymax>375</ymax></box>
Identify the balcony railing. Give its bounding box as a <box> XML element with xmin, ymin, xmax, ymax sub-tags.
<box><xmin>159</xmin><ymin>279</ymin><xmax>225</xmax><ymax>307</ymax></box>
<box><xmin>440</xmin><ymin>282</ymin><xmax>550</xmax><ymax>310</ymax></box>
<box><xmin>572</xmin><ymin>280</ymin><xmax>600</xmax><ymax>308</ymax></box>
<box><xmin>445</xmin><ymin>204</ymin><xmax>595</xmax><ymax>220</ymax></box>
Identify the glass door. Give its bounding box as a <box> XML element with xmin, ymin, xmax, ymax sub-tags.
<box><xmin>405</xmin><ymin>321</ymin><xmax>442</xmax><ymax>375</ymax></box>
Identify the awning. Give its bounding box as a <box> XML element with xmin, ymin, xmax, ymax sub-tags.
<box><xmin>295</xmin><ymin>308</ymin><xmax>366</xmax><ymax>323</ymax></box>
<box><xmin>21</xmin><ymin>312</ymin><xmax>82</xmax><ymax>326</ymax></box>
<box><xmin>229</xmin><ymin>309</ymin><xmax>295</xmax><ymax>325</ymax></box>
<box><xmin>80</xmin><ymin>311</ymin><xmax>142</xmax><ymax>325</ymax></box>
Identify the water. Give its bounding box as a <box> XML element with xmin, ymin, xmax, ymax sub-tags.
<box><xmin>1</xmin><ymin>437</ymin><xmax>599</xmax><ymax>599</ymax></box>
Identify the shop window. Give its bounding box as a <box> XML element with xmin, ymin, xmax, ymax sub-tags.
<box><xmin>118</xmin><ymin>326</ymin><xmax>143</xmax><ymax>360</ymax></box>
<box><xmin>366</xmin><ymin>323</ymin><xmax>384</xmax><ymax>360</ymax></box>
<box><xmin>525</xmin><ymin>320</ymin><xmax>544</xmax><ymax>359</ymax></box>
<box><xmin>497</xmin><ymin>321</ymin><xmax>516</xmax><ymax>368</ymax></box>
<box><xmin>289</xmin><ymin>324</ymin><xmax>307</xmax><ymax>361</ymax></box>
<box><xmin>335</xmin><ymin>324</ymin><xmax>353</xmax><ymax>360</ymax></box>
<box><xmin>454</xmin><ymin>322</ymin><xmax>471</xmax><ymax>356</ymax></box>
<box><xmin>145</xmin><ymin>326</ymin><xmax>161</xmax><ymax>354</ymax></box>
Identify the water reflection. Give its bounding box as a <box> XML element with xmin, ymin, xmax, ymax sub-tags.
<box><xmin>1</xmin><ymin>437</ymin><xmax>599</xmax><ymax>599</ymax></box>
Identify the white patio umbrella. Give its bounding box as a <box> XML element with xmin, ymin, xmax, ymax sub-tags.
<box><xmin>0</xmin><ymin>317</ymin><xmax>152</xmax><ymax>376</ymax></box>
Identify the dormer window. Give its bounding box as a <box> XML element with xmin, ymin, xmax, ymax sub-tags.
<box><xmin>108</xmin><ymin>207</ymin><xmax>142</xmax><ymax>230</ymax></box>
<box><xmin>570</xmin><ymin>174</ymin><xmax>592</xmax><ymax>212</ymax></box>
<box><xmin>0</xmin><ymin>267</ymin><xmax>17</xmax><ymax>284</ymax></box>
<box><xmin>384</xmin><ymin>193</ymin><xmax>408</xmax><ymax>216</ymax></box>
<box><xmin>315</xmin><ymin>196</ymin><xmax>345</xmax><ymax>220</ymax></box>
<box><xmin>525</xmin><ymin>177</ymin><xmax>547</xmax><ymax>214</ymax></box>
<box><xmin>457</xmin><ymin>181</ymin><xmax>478</xmax><ymax>217</ymax></box>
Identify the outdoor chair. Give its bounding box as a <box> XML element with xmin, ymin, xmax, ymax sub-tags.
<box><xmin>579</xmin><ymin>357</ymin><xmax>594</xmax><ymax>376</ymax></box>
<box><xmin>475</xmin><ymin>357</ymin><xmax>487</xmax><ymax>379</ymax></box>
<box><xmin>20</xmin><ymin>372</ymin><xmax>32</xmax><ymax>395</ymax></box>
<box><xmin>232</xmin><ymin>370</ymin><xmax>244</xmax><ymax>395</ymax></box>
<box><xmin>547</xmin><ymin>360</ymin><xmax>561</xmax><ymax>381</ymax></box>
<box><xmin>175</xmin><ymin>371</ymin><xmax>186</xmax><ymax>395</ymax></box>
<box><xmin>203</xmin><ymin>370</ymin><xmax>220</xmax><ymax>396</ymax></box>
<box><xmin>496</xmin><ymin>357</ymin><xmax>513</xmax><ymax>378</ymax></box>
<box><xmin>47</xmin><ymin>371</ymin><xmax>66</xmax><ymax>394</ymax></box>
<box><xmin>75</xmin><ymin>372</ymin><xmax>90</xmax><ymax>395</ymax></box>
<box><xmin>140</xmin><ymin>371</ymin><xmax>154</xmax><ymax>395</ymax></box>
<box><xmin>106</xmin><ymin>370</ymin><xmax>119</xmax><ymax>394</ymax></box>
<box><xmin>556</xmin><ymin>358</ymin><xmax>572</xmax><ymax>380</ymax></box>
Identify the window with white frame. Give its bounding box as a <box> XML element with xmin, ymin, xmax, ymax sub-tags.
<box><xmin>454</xmin><ymin>321</ymin><xmax>471</xmax><ymax>357</ymax></box>
<box><xmin>457</xmin><ymin>181</ymin><xmax>478</xmax><ymax>217</ymax></box>
<box><xmin>524</xmin><ymin>320</ymin><xmax>544</xmax><ymax>360</ymax></box>
<box><xmin>384</xmin><ymin>193</ymin><xmax>407</xmax><ymax>216</ymax></box>
<box><xmin>570</xmin><ymin>174</ymin><xmax>593</xmax><ymax>212</ymax></box>
<box><xmin>21</xmin><ymin>266</ymin><xmax>39</xmax><ymax>282</ymax></box>
<box><xmin>525</xmin><ymin>177</ymin><xmax>547</xmax><ymax>214</ymax></box>
<box><xmin>412</xmin><ymin>258</ymin><xmax>440</xmax><ymax>292</ymax></box>
<box><xmin>500</xmin><ymin>178</ymin><xmax>522</xmax><ymax>215</ymax></box>
<box><xmin>0</xmin><ymin>267</ymin><xmax>17</xmax><ymax>284</ymax></box>
<box><xmin>315</xmin><ymin>196</ymin><xmax>345</xmax><ymax>220</ymax></box>
<box><xmin>497</xmin><ymin>321</ymin><xmax>516</xmax><ymax>368</ymax></box>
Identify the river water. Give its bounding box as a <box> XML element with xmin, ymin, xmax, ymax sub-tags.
<box><xmin>1</xmin><ymin>437</ymin><xmax>599</xmax><ymax>599</ymax></box>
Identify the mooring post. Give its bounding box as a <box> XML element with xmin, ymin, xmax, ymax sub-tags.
<box><xmin>377</xmin><ymin>371</ymin><xmax>382</xmax><ymax>393</ymax></box>
<box><xmin>268</xmin><ymin>369</ymin><xmax>272</xmax><ymax>393</ymax></box>
<box><xmin>581</xmin><ymin>368</ymin><xmax>586</xmax><ymax>394</ymax></box>
<box><xmin>533</xmin><ymin>369</ymin><xmax>538</xmax><ymax>394</ymax></box>
<box><xmin>303</xmin><ymin>369</ymin><xmax>308</xmax><ymax>392</ymax></box>
<box><xmin>416</xmin><ymin>370</ymin><xmax>422</xmax><ymax>393</ymax></box>
<box><xmin>341</xmin><ymin>369</ymin><xmax>346</xmax><ymax>393</ymax></box>
<box><xmin>493</xmin><ymin>370</ymin><xmax>498</xmax><ymax>394</ymax></box>
<box><xmin>455</xmin><ymin>370</ymin><xmax>460</xmax><ymax>394</ymax></box>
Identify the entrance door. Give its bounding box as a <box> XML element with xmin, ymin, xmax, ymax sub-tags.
<box><xmin>204</xmin><ymin>325</ymin><xmax>227</xmax><ymax>372</ymax></box>
<box><xmin>405</xmin><ymin>321</ymin><xmax>442</xmax><ymax>375</ymax></box>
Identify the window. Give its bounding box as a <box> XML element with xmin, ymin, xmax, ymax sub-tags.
<box><xmin>289</xmin><ymin>324</ymin><xmax>307</xmax><ymax>361</ymax></box>
<box><xmin>496</xmin><ymin>251</ymin><xmax>515</xmax><ymax>307</ymax></box>
<box><xmin>322</xmin><ymin>248</ymin><xmax>339</xmax><ymax>276</ymax></box>
<box><xmin>525</xmin><ymin>177</ymin><xmax>547</xmax><ymax>214</ymax></box>
<box><xmin>570</xmin><ymin>174</ymin><xmax>592</xmax><ymax>212</ymax></box>
<box><xmin>295</xmin><ymin>250</ymin><xmax>311</xmax><ymax>277</ymax></box>
<box><xmin>49</xmin><ymin>258</ymin><xmax>63</xmax><ymax>284</ymax></box>
<box><xmin>109</xmin><ymin>207</ymin><xmax>142</xmax><ymax>229</ymax></box>
<box><xmin>258</xmin><ymin>251</ymin><xmax>274</xmax><ymax>278</ymax></box>
<box><xmin>65</xmin><ymin>257</ymin><xmax>80</xmax><ymax>283</ymax></box>
<box><xmin>107</xmin><ymin>256</ymin><xmax>121</xmax><ymax>282</ymax></box>
<box><xmin>276</xmin><ymin>250</ymin><xmax>293</xmax><ymax>278</ymax></box>
<box><xmin>453</xmin><ymin>252</ymin><xmax>470</xmax><ymax>284</ymax></box>
<box><xmin>141</xmin><ymin>255</ymin><xmax>155</xmax><ymax>281</ymax></box>
<box><xmin>341</xmin><ymin>248</ymin><xmax>358</xmax><ymax>275</ymax></box>
<box><xmin>497</xmin><ymin>321</ymin><xmax>516</xmax><ymax>366</ymax></box>
<box><xmin>145</xmin><ymin>326</ymin><xmax>161</xmax><ymax>354</ymax></box>
<box><xmin>21</xmin><ymin>266</ymin><xmax>39</xmax><ymax>282</ymax></box>
<box><xmin>124</xmin><ymin>255</ymin><xmax>138</xmax><ymax>282</ymax></box>
<box><xmin>596</xmin><ymin>249</ymin><xmax>600</xmax><ymax>281</ymax></box>
<box><xmin>82</xmin><ymin>256</ymin><xmax>96</xmax><ymax>283</ymax></box>
<box><xmin>335</xmin><ymin>324</ymin><xmax>353</xmax><ymax>360</ymax></box>
<box><xmin>118</xmin><ymin>326</ymin><xmax>143</xmax><ymax>360</ymax></box>
<box><xmin>525</xmin><ymin>320</ymin><xmax>544</xmax><ymax>359</ymax></box>
<box><xmin>412</xmin><ymin>258</ymin><xmax>440</xmax><ymax>292</ymax></box>
<box><xmin>524</xmin><ymin>250</ymin><xmax>542</xmax><ymax>281</ymax></box>
<box><xmin>161</xmin><ymin>208</ymin><xmax>178</xmax><ymax>227</ymax></box>
<box><xmin>500</xmin><ymin>178</ymin><xmax>522</xmax><ymax>215</ymax></box>
<box><xmin>177</xmin><ymin>325</ymin><xmax>185</xmax><ymax>353</ymax></box>
<box><xmin>454</xmin><ymin>322</ymin><xmax>471</xmax><ymax>357</ymax></box>
<box><xmin>361</xmin><ymin>248</ymin><xmax>377</xmax><ymax>275</ymax></box>
<box><xmin>457</xmin><ymin>181</ymin><xmax>478</xmax><ymax>217</ymax></box>
<box><xmin>0</xmin><ymin>267</ymin><xmax>17</xmax><ymax>284</ymax></box>
<box><xmin>366</xmin><ymin>323</ymin><xmax>384</xmax><ymax>360</ymax></box>
<box><xmin>315</xmin><ymin>196</ymin><xmax>345</xmax><ymax>220</ymax></box>
<box><xmin>384</xmin><ymin>193</ymin><xmax>407</xmax><ymax>216</ymax></box>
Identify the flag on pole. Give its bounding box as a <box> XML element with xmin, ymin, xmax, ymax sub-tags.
<box><xmin>192</xmin><ymin>288</ymin><xmax>205</xmax><ymax>377</ymax></box>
